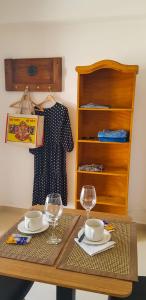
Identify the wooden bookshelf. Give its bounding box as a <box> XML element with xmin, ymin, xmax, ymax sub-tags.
<box><xmin>75</xmin><ymin>60</ymin><xmax>138</xmax><ymax>215</ymax></box>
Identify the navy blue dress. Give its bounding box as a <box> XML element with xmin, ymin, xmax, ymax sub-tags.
<box><xmin>30</xmin><ymin>102</ymin><xmax>74</xmax><ymax>206</ymax></box>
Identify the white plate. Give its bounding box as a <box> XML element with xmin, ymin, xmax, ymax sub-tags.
<box><xmin>78</xmin><ymin>228</ymin><xmax>111</xmax><ymax>245</ymax></box>
<box><xmin>17</xmin><ymin>217</ymin><xmax>49</xmax><ymax>234</ymax></box>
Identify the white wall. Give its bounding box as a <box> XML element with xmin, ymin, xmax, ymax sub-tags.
<box><xmin>0</xmin><ymin>17</ymin><xmax>146</xmax><ymax>222</ymax></box>
<box><xmin>0</xmin><ymin>0</ymin><xmax>146</xmax><ymax>24</ymax></box>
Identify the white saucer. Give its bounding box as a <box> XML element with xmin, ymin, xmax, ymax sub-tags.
<box><xmin>17</xmin><ymin>217</ymin><xmax>49</xmax><ymax>234</ymax></box>
<box><xmin>78</xmin><ymin>228</ymin><xmax>111</xmax><ymax>245</ymax></box>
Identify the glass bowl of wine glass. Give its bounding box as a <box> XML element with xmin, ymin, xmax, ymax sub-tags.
<box><xmin>80</xmin><ymin>185</ymin><xmax>96</xmax><ymax>220</ymax></box>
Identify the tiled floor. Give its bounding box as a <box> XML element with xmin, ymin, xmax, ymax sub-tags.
<box><xmin>0</xmin><ymin>206</ymin><xmax>146</xmax><ymax>300</ymax></box>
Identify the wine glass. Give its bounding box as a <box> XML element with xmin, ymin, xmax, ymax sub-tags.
<box><xmin>45</xmin><ymin>193</ymin><xmax>63</xmax><ymax>245</ymax></box>
<box><xmin>80</xmin><ymin>185</ymin><xmax>96</xmax><ymax>220</ymax></box>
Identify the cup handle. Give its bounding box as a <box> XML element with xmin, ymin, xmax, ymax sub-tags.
<box><xmin>26</xmin><ymin>220</ymin><xmax>31</xmax><ymax>229</ymax></box>
<box><xmin>90</xmin><ymin>227</ymin><xmax>95</xmax><ymax>239</ymax></box>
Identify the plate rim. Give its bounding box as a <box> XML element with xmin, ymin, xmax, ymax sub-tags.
<box><xmin>17</xmin><ymin>219</ymin><xmax>49</xmax><ymax>234</ymax></box>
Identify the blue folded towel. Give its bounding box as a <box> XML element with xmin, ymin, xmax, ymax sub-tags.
<box><xmin>97</xmin><ymin>130</ymin><xmax>129</xmax><ymax>142</ymax></box>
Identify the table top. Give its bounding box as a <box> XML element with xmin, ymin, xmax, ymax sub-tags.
<box><xmin>0</xmin><ymin>207</ymin><xmax>134</xmax><ymax>298</ymax></box>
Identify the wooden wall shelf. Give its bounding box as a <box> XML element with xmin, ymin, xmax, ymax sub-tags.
<box><xmin>5</xmin><ymin>57</ymin><xmax>62</xmax><ymax>92</ymax></box>
<box><xmin>75</xmin><ymin>59</ymin><xmax>138</xmax><ymax>215</ymax></box>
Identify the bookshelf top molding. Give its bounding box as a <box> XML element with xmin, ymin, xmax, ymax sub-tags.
<box><xmin>75</xmin><ymin>60</ymin><xmax>139</xmax><ymax>75</ymax></box>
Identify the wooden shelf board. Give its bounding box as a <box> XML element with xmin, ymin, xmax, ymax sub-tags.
<box><xmin>77</xmin><ymin>196</ymin><xmax>126</xmax><ymax>207</ymax></box>
<box><xmin>78</xmin><ymin>139</ymin><xmax>130</xmax><ymax>145</ymax></box>
<box><xmin>77</xmin><ymin>168</ymin><xmax>128</xmax><ymax>176</ymax></box>
<box><xmin>79</xmin><ymin>108</ymin><xmax>133</xmax><ymax>112</ymax></box>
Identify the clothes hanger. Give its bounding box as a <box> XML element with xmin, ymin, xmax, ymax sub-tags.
<box><xmin>38</xmin><ymin>86</ymin><xmax>56</xmax><ymax>110</ymax></box>
<box><xmin>10</xmin><ymin>86</ymin><xmax>41</xmax><ymax>114</ymax></box>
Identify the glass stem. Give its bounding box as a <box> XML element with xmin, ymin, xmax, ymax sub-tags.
<box><xmin>86</xmin><ymin>209</ymin><xmax>90</xmax><ymax>220</ymax></box>
<box><xmin>51</xmin><ymin>221</ymin><xmax>56</xmax><ymax>240</ymax></box>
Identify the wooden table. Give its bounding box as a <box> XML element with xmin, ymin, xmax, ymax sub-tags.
<box><xmin>0</xmin><ymin>208</ymin><xmax>134</xmax><ymax>299</ymax></box>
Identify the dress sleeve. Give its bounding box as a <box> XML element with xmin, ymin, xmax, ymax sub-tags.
<box><xmin>29</xmin><ymin>146</ymin><xmax>44</xmax><ymax>155</ymax></box>
<box><xmin>61</xmin><ymin>108</ymin><xmax>74</xmax><ymax>152</ymax></box>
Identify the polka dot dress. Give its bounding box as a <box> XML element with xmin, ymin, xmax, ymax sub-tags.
<box><xmin>29</xmin><ymin>102</ymin><xmax>74</xmax><ymax>206</ymax></box>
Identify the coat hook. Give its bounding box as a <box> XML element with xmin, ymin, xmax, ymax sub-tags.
<box><xmin>24</xmin><ymin>86</ymin><xmax>29</xmax><ymax>94</ymax></box>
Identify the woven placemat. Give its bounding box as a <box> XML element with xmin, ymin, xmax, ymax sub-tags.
<box><xmin>0</xmin><ymin>214</ymin><xmax>79</xmax><ymax>266</ymax></box>
<box><xmin>57</xmin><ymin>217</ymin><xmax>137</xmax><ymax>281</ymax></box>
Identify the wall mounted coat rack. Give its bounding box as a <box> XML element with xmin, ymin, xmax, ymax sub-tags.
<box><xmin>5</xmin><ymin>57</ymin><xmax>62</xmax><ymax>92</ymax></box>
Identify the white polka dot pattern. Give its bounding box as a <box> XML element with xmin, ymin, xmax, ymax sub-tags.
<box><xmin>29</xmin><ymin>102</ymin><xmax>74</xmax><ymax>206</ymax></box>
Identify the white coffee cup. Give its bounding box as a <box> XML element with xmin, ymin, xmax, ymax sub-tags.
<box><xmin>24</xmin><ymin>211</ymin><xmax>43</xmax><ymax>231</ymax></box>
<box><xmin>85</xmin><ymin>219</ymin><xmax>104</xmax><ymax>241</ymax></box>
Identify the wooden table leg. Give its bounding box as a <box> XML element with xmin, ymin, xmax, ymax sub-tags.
<box><xmin>56</xmin><ymin>286</ymin><xmax>75</xmax><ymax>300</ymax></box>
